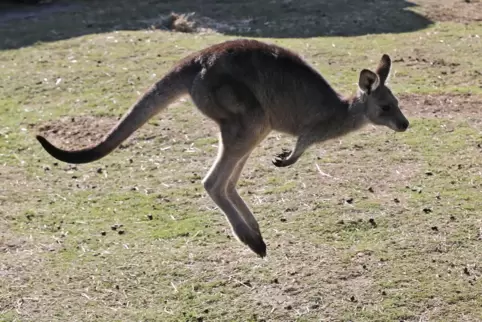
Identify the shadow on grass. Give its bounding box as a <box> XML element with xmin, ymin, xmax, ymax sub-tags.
<box><xmin>0</xmin><ymin>0</ymin><xmax>433</xmax><ymax>50</ymax></box>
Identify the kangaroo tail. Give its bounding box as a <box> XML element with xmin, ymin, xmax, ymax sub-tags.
<box><xmin>36</xmin><ymin>64</ymin><xmax>197</xmax><ymax>164</ymax></box>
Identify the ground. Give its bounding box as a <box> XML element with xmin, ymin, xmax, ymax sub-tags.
<box><xmin>0</xmin><ymin>0</ymin><xmax>481</xmax><ymax>321</ymax></box>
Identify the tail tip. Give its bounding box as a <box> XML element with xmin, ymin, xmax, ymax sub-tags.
<box><xmin>36</xmin><ymin>135</ymin><xmax>53</xmax><ymax>150</ymax></box>
<box><xmin>36</xmin><ymin>134</ymin><xmax>46</xmax><ymax>143</ymax></box>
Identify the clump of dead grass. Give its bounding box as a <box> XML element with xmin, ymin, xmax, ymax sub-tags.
<box><xmin>161</xmin><ymin>12</ymin><xmax>197</xmax><ymax>33</ymax></box>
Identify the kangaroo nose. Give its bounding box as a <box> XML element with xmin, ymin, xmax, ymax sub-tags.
<box><xmin>399</xmin><ymin>120</ymin><xmax>409</xmax><ymax>131</ymax></box>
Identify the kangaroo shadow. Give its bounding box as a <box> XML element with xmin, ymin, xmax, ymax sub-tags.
<box><xmin>0</xmin><ymin>0</ymin><xmax>433</xmax><ymax>50</ymax></box>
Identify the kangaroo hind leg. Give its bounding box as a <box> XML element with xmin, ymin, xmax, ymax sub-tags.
<box><xmin>190</xmin><ymin>69</ymin><xmax>270</xmax><ymax>256</ymax></box>
<box><xmin>203</xmin><ymin>118</ymin><xmax>269</xmax><ymax>257</ymax></box>
<box><xmin>226</xmin><ymin>126</ymin><xmax>269</xmax><ymax>233</ymax></box>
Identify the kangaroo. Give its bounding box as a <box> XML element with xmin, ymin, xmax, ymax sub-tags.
<box><xmin>36</xmin><ymin>39</ymin><xmax>409</xmax><ymax>258</ymax></box>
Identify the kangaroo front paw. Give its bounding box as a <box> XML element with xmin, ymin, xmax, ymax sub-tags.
<box><xmin>272</xmin><ymin>148</ymin><xmax>293</xmax><ymax>167</ymax></box>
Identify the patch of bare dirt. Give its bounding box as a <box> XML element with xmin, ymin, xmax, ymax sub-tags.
<box><xmin>414</xmin><ymin>0</ymin><xmax>482</xmax><ymax>23</ymax></box>
<box><xmin>31</xmin><ymin>94</ymin><xmax>481</xmax><ymax>148</ymax></box>
<box><xmin>32</xmin><ymin>115</ymin><xmax>160</xmax><ymax>151</ymax></box>
<box><xmin>399</xmin><ymin>93</ymin><xmax>482</xmax><ymax>127</ymax></box>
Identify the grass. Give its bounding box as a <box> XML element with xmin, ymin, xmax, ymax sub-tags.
<box><xmin>1</xmin><ymin>0</ymin><xmax>482</xmax><ymax>321</ymax></box>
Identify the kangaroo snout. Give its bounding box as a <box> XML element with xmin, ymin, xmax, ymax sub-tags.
<box><xmin>395</xmin><ymin>119</ymin><xmax>409</xmax><ymax>132</ymax></box>
<box><xmin>390</xmin><ymin>118</ymin><xmax>410</xmax><ymax>132</ymax></box>
<box><xmin>386</xmin><ymin>116</ymin><xmax>409</xmax><ymax>132</ymax></box>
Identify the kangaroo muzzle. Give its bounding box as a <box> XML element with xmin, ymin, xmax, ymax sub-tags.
<box><xmin>391</xmin><ymin>118</ymin><xmax>409</xmax><ymax>132</ymax></box>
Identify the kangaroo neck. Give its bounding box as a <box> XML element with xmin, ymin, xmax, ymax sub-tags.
<box><xmin>341</xmin><ymin>93</ymin><xmax>369</xmax><ymax>134</ymax></box>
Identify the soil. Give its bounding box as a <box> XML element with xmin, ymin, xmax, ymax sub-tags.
<box><xmin>33</xmin><ymin>115</ymin><xmax>158</xmax><ymax>150</ymax></box>
<box><xmin>413</xmin><ymin>0</ymin><xmax>482</xmax><ymax>23</ymax></box>
<box><xmin>32</xmin><ymin>94</ymin><xmax>482</xmax><ymax>149</ymax></box>
<box><xmin>400</xmin><ymin>93</ymin><xmax>482</xmax><ymax>128</ymax></box>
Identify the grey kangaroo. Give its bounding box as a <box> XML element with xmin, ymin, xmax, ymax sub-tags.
<box><xmin>36</xmin><ymin>39</ymin><xmax>409</xmax><ymax>257</ymax></box>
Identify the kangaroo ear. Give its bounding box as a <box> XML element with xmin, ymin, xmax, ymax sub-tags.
<box><xmin>376</xmin><ymin>54</ymin><xmax>391</xmax><ymax>84</ymax></box>
<box><xmin>358</xmin><ymin>69</ymin><xmax>379</xmax><ymax>95</ymax></box>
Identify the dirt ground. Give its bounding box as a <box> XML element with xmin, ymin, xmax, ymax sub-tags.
<box><xmin>32</xmin><ymin>93</ymin><xmax>482</xmax><ymax>145</ymax></box>
<box><xmin>1</xmin><ymin>0</ymin><xmax>482</xmax><ymax>321</ymax></box>
<box><xmin>412</xmin><ymin>0</ymin><xmax>482</xmax><ymax>23</ymax></box>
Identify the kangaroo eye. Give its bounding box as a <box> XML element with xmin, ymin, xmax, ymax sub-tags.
<box><xmin>381</xmin><ymin>105</ymin><xmax>391</xmax><ymax>112</ymax></box>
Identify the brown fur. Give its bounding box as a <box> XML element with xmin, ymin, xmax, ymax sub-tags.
<box><xmin>36</xmin><ymin>39</ymin><xmax>409</xmax><ymax>257</ymax></box>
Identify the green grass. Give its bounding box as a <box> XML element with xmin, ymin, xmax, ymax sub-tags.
<box><xmin>1</xmin><ymin>0</ymin><xmax>482</xmax><ymax>321</ymax></box>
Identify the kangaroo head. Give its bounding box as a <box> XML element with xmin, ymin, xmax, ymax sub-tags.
<box><xmin>357</xmin><ymin>54</ymin><xmax>409</xmax><ymax>132</ymax></box>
